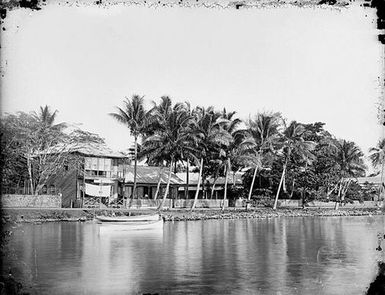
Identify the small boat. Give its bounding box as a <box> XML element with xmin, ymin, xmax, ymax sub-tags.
<box><xmin>95</xmin><ymin>214</ymin><xmax>160</xmax><ymax>223</ymax></box>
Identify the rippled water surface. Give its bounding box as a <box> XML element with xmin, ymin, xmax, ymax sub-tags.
<box><xmin>3</xmin><ymin>216</ymin><xmax>385</xmax><ymax>294</ymax></box>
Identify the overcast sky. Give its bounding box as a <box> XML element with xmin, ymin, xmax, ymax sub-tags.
<box><xmin>1</xmin><ymin>3</ymin><xmax>383</xmax><ymax>166</ymax></box>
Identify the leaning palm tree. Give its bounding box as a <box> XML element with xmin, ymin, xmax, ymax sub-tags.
<box><xmin>331</xmin><ymin>139</ymin><xmax>366</xmax><ymax>209</ymax></box>
<box><xmin>245</xmin><ymin>112</ymin><xmax>282</xmax><ymax>201</ymax></box>
<box><xmin>190</xmin><ymin>106</ymin><xmax>232</xmax><ymax>211</ymax></box>
<box><xmin>219</xmin><ymin>109</ymin><xmax>246</xmax><ymax>203</ymax></box>
<box><xmin>109</xmin><ymin>95</ymin><xmax>148</xmax><ymax>199</ymax></box>
<box><xmin>142</xmin><ymin>103</ymin><xmax>198</xmax><ymax>210</ymax></box>
<box><xmin>369</xmin><ymin>139</ymin><xmax>385</xmax><ymax>200</ymax></box>
<box><xmin>273</xmin><ymin>121</ymin><xmax>316</xmax><ymax>210</ymax></box>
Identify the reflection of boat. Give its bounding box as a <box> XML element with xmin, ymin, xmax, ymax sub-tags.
<box><xmin>98</xmin><ymin>219</ymin><xmax>164</xmax><ymax>233</ymax></box>
<box><xmin>95</xmin><ymin>214</ymin><xmax>163</xmax><ymax>232</ymax></box>
<box><xmin>95</xmin><ymin>214</ymin><xmax>160</xmax><ymax>223</ymax></box>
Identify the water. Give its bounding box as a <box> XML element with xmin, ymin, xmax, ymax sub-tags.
<box><xmin>3</xmin><ymin>216</ymin><xmax>385</xmax><ymax>294</ymax></box>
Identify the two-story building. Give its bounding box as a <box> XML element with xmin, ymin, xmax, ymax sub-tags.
<box><xmin>44</xmin><ymin>143</ymin><xmax>128</xmax><ymax>208</ymax></box>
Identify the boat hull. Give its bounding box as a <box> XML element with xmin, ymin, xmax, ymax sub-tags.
<box><xmin>95</xmin><ymin>214</ymin><xmax>160</xmax><ymax>223</ymax></box>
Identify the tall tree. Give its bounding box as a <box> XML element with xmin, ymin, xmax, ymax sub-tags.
<box><xmin>331</xmin><ymin>139</ymin><xmax>366</xmax><ymax>209</ymax></box>
<box><xmin>110</xmin><ymin>95</ymin><xmax>147</xmax><ymax>199</ymax></box>
<box><xmin>245</xmin><ymin>112</ymin><xmax>282</xmax><ymax>201</ymax></box>
<box><xmin>369</xmin><ymin>139</ymin><xmax>385</xmax><ymax>200</ymax></box>
<box><xmin>273</xmin><ymin>121</ymin><xmax>315</xmax><ymax>210</ymax></box>
<box><xmin>1</xmin><ymin>108</ymin><xmax>104</xmax><ymax>195</ymax></box>
<box><xmin>190</xmin><ymin>107</ymin><xmax>232</xmax><ymax>210</ymax></box>
<box><xmin>141</xmin><ymin>102</ymin><xmax>198</xmax><ymax>210</ymax></box>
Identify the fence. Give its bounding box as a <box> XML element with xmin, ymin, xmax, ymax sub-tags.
<box><xmin>2</xmin><ymin>194</ymin><xmax>62</xmax><ymax>208</ymax></box>
<box><xmin>2</xmin><ymin>186</ymin><xmax>61</xmax><ymax>195</ymax></box>
<box><xmin>174</xmin><ymin>199</ymin><xmax>228</xmax><ymax>209</ymax></box>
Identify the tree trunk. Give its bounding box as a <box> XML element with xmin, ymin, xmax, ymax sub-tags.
<box><xmin>334</xmin><ymin>181</ymin><xmax>342</xmax><ymax>210</ymax></box>
<box><xmin>248</xmin><ymin>167</ymin><xmax>258</xmax><ymax>201</ymax></box>
<box><xmin>341</xmin><ymin>180</ymin><xmax>351</xmax><ymax>203</ymax></box>
<box><xmin>289</xmin><ymin>179</ymin><xmax>295</xmax><ymax>199</ymax></box>
<box><xmin>154</xmin><ymin>167</ymin><xmax>162</xmax><ymax>200</ymax></box>
<box><xmin>27</xmin><ymin>155</ymin><xmax>34</xmax><ymax>195</ymax></box>
<box><xmin>283</xmin><ymin>170</ymin><xmax>287</xmax><ymax>193</ymax></box>
<box><xmin>185</xmin><ymin>159</ymin><xmax>190</xmax><ymax>199</ymax></box>
<box><xmin>273</xmin><ymin>164</ymin><xmax>286</xmax><ymax>210</ymax></box>
<box><xmin>133</xmin><ymin>136</ymin><xmax>138</xmax><ymax>199</ymax></box>
<box><xmin>158</xmin><ymin>160</ymin><xmax>173</xmax><ymax>210</ymax></box>
<box><xmin>210</xmin><ymin>174</ymin><xmax>218</xmax><ymax>199</ymax></box>
<box><xmin>191</xmin><ymin>158</ymin><xmax>204</xmax><ymax>211</ymax></box>
<box><xmin>223</xmin><ymin>158</ymin><xmax>230</xmax><ymax>210</ymax></box>
<box><xmin>380</xmin><ymin>161</ymin><xmax>385</xmax><ymax>201</ymax></box>
<box><xmin>327</xmin><ymin>183</ymin><xmax>339</xmax><ymax>197</ymax></box>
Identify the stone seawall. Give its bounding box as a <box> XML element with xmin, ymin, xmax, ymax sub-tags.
<box><xmin>1</xmin><ymin>194</ymin><xmax>62</xmax><ymax>208</ymax></box>
<box><xmin>2</xmin><ymin>207</ymin><xmax>384</xmax><ymax>224</ymax></box>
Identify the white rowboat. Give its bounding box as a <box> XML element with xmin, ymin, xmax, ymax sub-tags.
<box><xmin>95</xmin><ymin>214</ymin><xmax>160</xmax><ymax>223</ymax></box>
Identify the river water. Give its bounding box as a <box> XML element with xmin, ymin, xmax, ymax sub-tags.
<box><xmin>3</xmin><ymin>216</ymin><xmax>385</xmax><ymax>294</ymax></box>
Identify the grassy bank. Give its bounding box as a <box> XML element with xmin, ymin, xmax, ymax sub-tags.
<box><xmin>1</xmin><ymin>207</ymin><xmax>384</xmax><ymax>224</ymax></box>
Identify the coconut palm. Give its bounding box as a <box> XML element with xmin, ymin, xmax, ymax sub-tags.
<box><xmin>190</xmin><ymin>106</ymin><xmax>233</xmax><ymax>210</ymax></box>
<box><xmin>110</xmin><ymin>95</ymin><xmax>147</xmax><ymax>199</ymax></box>
<box><xmin>141</xmin><ymin>102</ymin><xmax>198</xmax><ymax>210</ymax></box>
<box><xmin>331</xmin><ymin>139</ymin><xmax>366</xmax><ymax>209</ymax></box>
<box><xmin>369</xmin><ymin>139</ymin><xmax>385</xmax><ymax>200</ymax></box>
<box><xmin>273</xmin><ymin>121</ymin><xmax>316</xmax><ymax>210</ymax></box>
<box><xmin>33</xmin><ymin>105</ymin><xmax>66</xmax><ymax>132</ymax></box>
<box><xmin>369</xmin><ymin>139</ymin><xmax>385</xmax><ymax>169</ymax></box>
<box><xmin>245</xmin><ymin>112</ymin><xmax>282</xmax><ymax>201</ymax></box>
<box><xmin>214</xmin><ymin>109</ymin><xmax>246</xmax><ymax>204</ymax></box>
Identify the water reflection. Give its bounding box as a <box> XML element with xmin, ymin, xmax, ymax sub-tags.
<box><xmin>3</xmin><ymin>216</ymin><xmax>385</xmax><ymax>294</ymax></box>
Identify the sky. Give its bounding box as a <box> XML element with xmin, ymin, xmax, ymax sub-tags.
<box><xmin>1</xmin><ymin>2</ymin><xmax>384</xmax><ymax>168</ymax></box>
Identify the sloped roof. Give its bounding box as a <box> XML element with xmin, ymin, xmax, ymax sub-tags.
<box><xmin>175</xmin><ymin>172</ymin><xmax>243</xmax><ymax>185</ymax></box>
<box><xmin>38</xmin><ymin>142</ymin><xmax>127</xmax><ymax>158</ymax></box>
<box><xmin>124</xmin><ymin>166</ymin><xmax>183</xmax><ymax>185</ymax></box>
<box><xmin>69</xmin><ymin>143</ymin><xmax>126</xmax><ymax>158</ymax></box>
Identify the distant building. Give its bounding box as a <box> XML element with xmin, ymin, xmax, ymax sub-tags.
<box><xmin>346</xmin><ymin>176</ymin><xmax>385</xmax><ymax>201</ymax></box>
<box><xmin>123</xmin><ymin>166</ymin><xmax>183</xmax><ymax>201</ymax></box>
<box><xmin>176</xmin><ymin>172</ymin><xmax>243</xmax><ymax>199</ymax></box>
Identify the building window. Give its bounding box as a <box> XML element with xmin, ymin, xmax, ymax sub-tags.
<box><xmin>49</xmin><ymin>185</ymin><xmax>56</xmax><ymax>194</ymax></box>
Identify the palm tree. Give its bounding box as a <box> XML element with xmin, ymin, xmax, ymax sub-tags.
<box><xmin>190</xmin><ymin>107</ymin><xmax>232</xmax><ymax>211</ymax></box>
<box><xmin>273</xmin><ymin>121</ymin><xmax>315</xmax><ymax>210</ymax></box>
<box><xmin>369</xmin><ymin>139</ymin><xmax>385</xmax><ymax>200</ymax></box>
<box><xmin>110</xmin><ymin>95</ymin><xmax>147</xmax><ymax>199</ymax></box>
<box><xmin>142</xmin><ymin>102</ymin><xmax>198</xmax><ymax>210</ymax></box>
<box><xmin>33</xmin><ymin>105</ymin><xmax>66</xmax><ymax>132</ymax></box>
<box><xmin>331</xmin><ymin>139</ymin><xmax>366</xmax><ymax>209</ymax></box>
<box><xmin>219</xmin><ymin>109</ymin><xmax>245</xmax><ymax>204</ymax></box>
<box><xmin>245</xmin><ymin>112</ymin><xmax>282</xmax><ymax>201</ymax></box>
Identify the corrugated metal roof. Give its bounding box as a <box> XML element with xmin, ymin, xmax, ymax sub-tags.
<box><xmin>124</xmin><ymin>166</ymin><xmax>183</xmax><ymax>185</ymax></box>
<box><xmin>175</xmin><ymin>172</ymin><xmax>243</xmax><ymax>185</ymax></box>
<box><xmin>69</xmin><ymin>143</ymin><xmax>127</xmax><ymax>158</ymax></box>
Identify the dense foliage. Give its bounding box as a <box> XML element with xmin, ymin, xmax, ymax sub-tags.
<box><xmin>1</xmin><ymin>106</ymin><xmax>105</xmax><ymax>195</ymax></box>
<box><xmin>111</xmin><ymin>95</ymin><xmax>375</xmax><ymax>209</ymax></box>
<box><xmin>2</xmin><ymin>97</ymin><xmax>380</xmax><ymax>209</ymax></box>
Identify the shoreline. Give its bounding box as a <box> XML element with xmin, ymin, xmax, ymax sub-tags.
<box><xmin>2</xmin><ymin>207</ymin><xmax>384</xmax><ymax>224</ymax></box>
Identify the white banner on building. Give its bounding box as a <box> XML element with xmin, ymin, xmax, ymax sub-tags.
<box><xmin>85</xmin><ymin>183</ymin><xmax>111</xmax><ymax>197</ymax></box>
